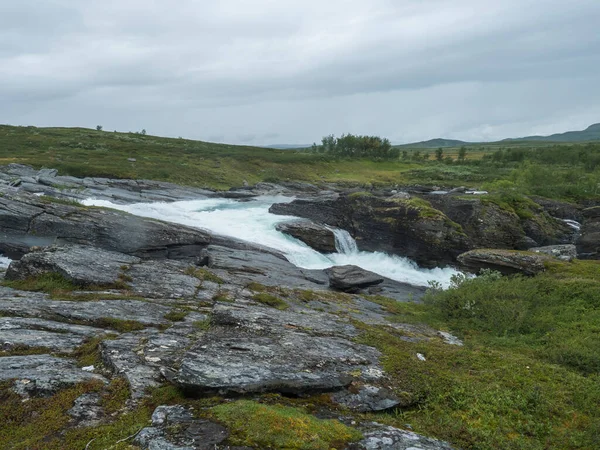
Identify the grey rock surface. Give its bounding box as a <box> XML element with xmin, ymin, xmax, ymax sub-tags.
<box><xmin>350</xmin><ymin>423</ymin><xmax>455</xmax><ymax>449</ymax></box>
<box><xmin>276</xmin><ymin>220</ymin><xmax>337</xmax><ymax>253</ymax></box>
<box><xmin>176</xmin><ymin>328</ymin><xmax>382</xmax><ymax>395</ymax></box>
<box><xmin>326</xmin><ymin>265</ymin><xmax>385</xmax><ymax>292</ymax></box>
<box><xmin>0</xmin><ymin>355</ymin><xmax>106</xmax><ymax>396</ymax></box>
<box><xmin>332</xmin><ymin>385</ymin><xmax>401</xmax><ymax>412</ymax></box>
<box><xmin>531</xmin><ymin>244</ymin><xmax>577</xmax><ymax>261</ymax></box>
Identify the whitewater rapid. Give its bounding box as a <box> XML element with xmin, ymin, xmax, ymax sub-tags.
<box><xmin>82</xmin><ymin>196</ymin><xmax>461</xmax><ymax>288</ymax></box>
<box><xmin>0</xmin><ymin>256</ymin><xmax>11</xmax><ymax>269</ymax></box>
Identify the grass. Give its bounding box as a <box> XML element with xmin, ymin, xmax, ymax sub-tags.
<box><xmin>2</xmin><ymin>272</ymin><xmax>79</xmax><ymax>295</ymax></box>
<box><xmin>252</xmin><ymin>293</ymin><xmax>290</xmax><ymax>310</ymax></box>
<box><xmin>210</xmin><ymin>400</ymin><xmax>362</xmax><ymax>450</ymax></box>
<box><xmin>185</xmin><ymin>267</ymin><xmax>225</xmax><ymax>284</ymax></box>
<box><xmin>164</xmin><ymin>310</ymin><xmax>189</xmax><ymax>322</ymax></box>
<box><xmin>351</xmin><ymin>260</ymin><xmax>600</xmax><ymax>449</ymax></box>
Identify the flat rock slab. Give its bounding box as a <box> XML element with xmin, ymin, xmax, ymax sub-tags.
<box><xmin>457</xmin><ymin>249</ymin><xmax>550</xmax><ymax>275</ymax></box>
<box><xmin>175</xmin><ymin>328</ymin><xmax>382</xmax><ymax>395</ymax></box>
<box><xmin>0</xmin><ymin>328</ymin><xmax>91</xmax><ymax>353</ymax></box>
<box><xmin>212</xmin><ymin>303</ymin><xmax>358</xmax><ymax>338</ymax></box>
<box><xmin>0</xmin><ymin>296</ymin><xmax>171</xmax><ymax>328</ymax></box>
<box><xmin>326</xmin><ymin>265</ymin><xmax>384</xmax><ymax>292</ymax></box>
<box><xmin>0</xmin><ymin>354</ymin><xmax>106</xmax><ymax>396</ymax></box>
<box><xmin>5</xmin><ymin>244</ymin><xmax>140</xmax><ymax>286</ymax></box>
<box><xmin>276</xmin><ymin>220</ymin><xmax>337</xmax><ymax>253</ymax></box>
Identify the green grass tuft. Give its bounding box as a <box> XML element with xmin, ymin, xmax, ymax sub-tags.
<box><xmin>252</xmin><ymin>293</ymin><xmax>289</xmax><ymax>310</ymax></box>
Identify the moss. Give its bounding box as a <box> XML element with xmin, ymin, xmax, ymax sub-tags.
<box><xmin>92</xmin><ymin>317</ymin><xmax>146</xmax><ymax>333</ymax></box>
<box><xmin>0</xmin><ymin>345</ymin><xmax>53</xmax><ymax>357</ymax></box>
<box><xmin>72</xmin><ymin>334</ymin><xmax>118</xmax><ymax>367</ymax></box>
<box><xmin>38</xmin><ymin>195</ymin><xmax>84</xmax><ymax>207</ymax></box>
<box><xmin>348</xmin><ymin>191</ymin><xmax>374</xmax><ymax>199</ymax></box>
<box><xmin>252</xmin><ymin>293</ymin><xmax>289</xmax><ymax>310</ymax></box>
<box><xmin>164</xmin><ymin>310</ymin><xmax>189</xmax><ymax>322</ymax></box>
<box><xmin>2</xmin><ymin>272</ymin><xmax>79</xmax><ymax>294</ymax></box>
<box><xmin>185</xmin><ymin>267</ymin><xmax>224</xmax><ymax>284</ymax></box>
<box><xmin>210</xmin><ymin>400</ymin><xmax>362</xmax><ymax>450</ymax></box>
<box><xmin>212</xmin><ymin>289</ymin><xmax>234</xmax><ymax>303</ymax></box>
<box><xmin>100</xmin><ymin>377</ymin><xmax>130</xmax><ymax>414</ymax></box>
<box><xmin>246</xmin><ymin>281</ymin><xmax>268</xmax><ymax>292</ymax></box>
<box><xmin>192</xmin><ymin>318</ymin><xmax>212</xmax><ymax>331</ymax></box>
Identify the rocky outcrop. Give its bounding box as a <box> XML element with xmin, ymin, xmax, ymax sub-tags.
<box><xmin>326</xmin><ymin>265</ymin><xmax>385</xmax><ymax>292</ymax></box>
<box><xmin>457</xmin><ymin>249</ymin><xmax>551</xmax><ymax>275</ymax></box>
<box><xmin>271</xmin><ymin>193</ymin><xmax>470</xmax><ymax>268</ymax></box>
<box><xmin>276</xmin><ymin>220</ymin><xmax>337</xmax><ymax>253</ymax></box>
<box><xmin>577</xmin><ymin>206</ymin><xmax>600</xmax><ymax>259</ymax></box>
<box><xmin>531</xmin><ymin>244</ymin><xmax>577</xmax><ymax>261</ymax></box>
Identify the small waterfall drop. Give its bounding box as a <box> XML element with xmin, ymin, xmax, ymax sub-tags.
<box><xmin>561</xmin><ymin>219</ymin><xmax>581</xmax><ymax>232</ymax></box>
<box><xmin>331</xmin><ymin>228</ymin><xmax>358</xmax><ymax>255</ymax></box>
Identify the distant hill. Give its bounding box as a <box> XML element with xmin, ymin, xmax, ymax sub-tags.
<box><xmin>265</xmin><ymin>144</ymin><xmax>311</xmax><ymax>150</ymax></box>
<box><xmin>396</xmin><ymin>123</ymin><xmax>600</xmax><ymax>148</ymax></box>
<box><xmin>395</xmin><ymin>138</ymin><xmax>470</xmax><ymax>149</ymax></box>
<box><xmin>502</xmin><ymin>123</ymin><xmax>600</xmax><ymax>143</ymax></box>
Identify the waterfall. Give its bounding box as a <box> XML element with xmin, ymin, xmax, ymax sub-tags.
<box><xmin>331</xmin><ymin>228</ymin><xmax>359</xmax><ymax>255</ymax></box>
<box><xmin>561</xmin><ymin>219</ymin><xmax>581</xmax><ymax>232</ymax></box>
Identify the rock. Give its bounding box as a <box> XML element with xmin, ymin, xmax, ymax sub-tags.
<box><xmin>331</xmin><ymin>385</ymin><xmax>402</xmax><ymax>412</ymax></box>
<box><xmin>276</xmin><ymin>220</ymin><xmax>337</xmax><ymax>253</ymax></box>
<box><xmin>577</xmin><ymin>206</ymin><xmax>600</xmax><ymax>259</ymax></box>
<box><xmin>531</xmin><ymin>244</ymin><xmax>577</xmax><ymax>261</ymax></box>
<box><xmin>271</xmin><ymin>193</ymin><xmax>471</xmax><ymax>268</ymax></box>
<box><xmin>5</xmin><ymin>244</ymin><xmax>140</xmax><ymax>287</ymax></box>
<box><xmin>326</xmin><ymin>265</ymin><xmax>384</xmax><ymax>292</ymax></box>
<box><xmin>0</xmin><ymin>355</ymin><xmax>106</xmax><ymax>397</ymax></box>
<box><xmin>457</xmin><ymin>249</ymin><xmax>551</xmax><ymax>275</ymax></box>
<box><xmin>68</xmin><ymin>393</ymin><xmax>104</xmax><ymax>427</ymax></box>
<box><xmin>175</xmin><ymin>326</ymin><xmax>382</xmax><ymax>395</ymax></box>
<box><xmin>350</xmin><ymin>423</ymin><xmax>455</xmax><ymax>450</ymax></box>
<box><xmin>135</xmin><ymin>405</ymin><xmax>232</xmax><ymax>450</ymax></box>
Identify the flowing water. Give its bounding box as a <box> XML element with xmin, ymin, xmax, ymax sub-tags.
<box><xmin>82</xmin><ymin>196</ymin><xmax>461</xmax><ymax>287</ymax></box>
<box><xmin>0</xmin><ymin>256</ymin><xmax>11</xmax><ymax>269</ymax></box>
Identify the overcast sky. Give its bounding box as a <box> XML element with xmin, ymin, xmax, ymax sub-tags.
<box><xmin>1</xmin><ymin>1</ymin><xmax>600</xmax><ymax>145</ymax></box>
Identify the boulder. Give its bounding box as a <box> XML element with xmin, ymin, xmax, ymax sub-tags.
<box><xmin>457</xmin><ymin>249</ymin><xmax>551</xmax><ymax>275</ymax></box>
<box><xmin>350</xmin><ymin>423</ymin><xmax>455</xmax><ymax>450</ymax></box>
<box><xmin>577</xmin><ymin>206</ymin><xmax>600</xmax><ymax>259</ymax></box>
<box><xmin>331</xmin><ymin>385</ymin><xmax>402</xmax><ymax>412</ymax></box>
<box><xmin>531</xmin><ymin>244</ymin><xmax>577</xmax><ymax>261</ymax></box>
<box><xmin>326</xmin><ymin>265</ymin><xmax>384</xmax><ymax>292</ymax></box>
<box><xmin>276</xmin><ymin>220</ymin><xmax>337</xmax><ymax>253</ymax></box>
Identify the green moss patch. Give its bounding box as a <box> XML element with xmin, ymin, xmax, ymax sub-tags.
<box><xmin>185</xmin><ymin>267</ymin><xmax>225</xmax><ymax>284</ymax></box>
<box><xmin>211</xmin><ymin>400</ymin><xmax>362</xmax><ymax>450</ymax></box>
<box><xmin>252</xmin><ymin>293</ymin><xmax>289</xmax><ymax>310</ymax></box>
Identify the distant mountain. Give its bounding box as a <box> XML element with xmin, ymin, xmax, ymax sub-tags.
<box><xmin>265</xmin><ymin>144</ymin><xmax>312</xmax><ymax>150</ymax></box>
<box><xmin>502</xmin><ymin>123</ymin><xmax>600</xmax><ymax>143</ymax></box>
<box><xmin>395</xmin><ymin>138</ymin><xmax>470</xmax><ymax>149</ymax></box>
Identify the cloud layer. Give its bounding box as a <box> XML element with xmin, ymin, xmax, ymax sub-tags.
<box><xmin>2</xmin><ymin>0</ymin><xmax>599</xmax><ymax>144</ymax></box>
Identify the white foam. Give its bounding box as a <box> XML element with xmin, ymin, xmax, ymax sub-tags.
<box><xmin>0</xmin><ymin>256</ymin><xmax>12</xmax><ymax>269</ymax></box>
<box><xmin>82</xmin><ymin>196</ymin><xmax>461</xmax><ymax>287</ymax></box>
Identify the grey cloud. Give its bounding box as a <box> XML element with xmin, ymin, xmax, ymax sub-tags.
<box><xmin>1</xmin><ymin>0</ymin><xmax>599</xmax><ymax>144</ymax></box>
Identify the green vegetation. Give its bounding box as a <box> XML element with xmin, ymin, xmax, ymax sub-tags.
<box><xmin>312</xmin><ymin>133</ymin><xmax>397</xmax><ymax>159</ymax></box>
<box><xmin>185</xmin><ymin>266</ymin><xmax>225</xmax><ymax>284</ymax></box>
<box><xmin>2</xmin><ymin>272</ymin><xmax>79</xmax><ymax>295</ymax></box>
<box><xmin>354</xmin><ymin>260</ymin><xmax>600</xmax><ymax>449</ymax></box>
<box><xmin>252</xmin><ymin>293</ymin><xmax>290</xmax><ymax>310</ymax></box>
<box><xmin>1</xmin><ymin>124</ymin><xmax>599</xmax><ymax>201</ymax></box>
<box><xmin>164</xmin><ymin>310</ymin><xmax>189</xmax><ymax>322</ymax></box>
<box><xmin>210</xmin><ymin>400</ymin><xmax>362</xmax><ymax>449</ymax></box>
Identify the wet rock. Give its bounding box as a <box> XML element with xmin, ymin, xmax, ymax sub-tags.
<box><xmin>175</xmin><ymin>327</ymin><xmax>382</xmax><ymax>395</ymax></box>
<box><xmin>531</xmin><ymin>244</ymin><xmax>577</xmax><ymax>261</ymax></box>
<box><xmin>135</xmin><ymin>405</ymin><xmax>232</xmax><ymax>450</ymax></box>
<box><xmin>457</xmin><ymin>249</ymin><xmax>550</xmax><ymax>275</ymax></box>
<box><xmin>0</xmin><ymin>355</ymin><xmax>106</xmax><ymax>397</ymax></box>
<box><xmin>326</xmin><ymin>265</ymin><xmax>384</xmax><ymax>292</ymax></box>
<box><xmin>577</xmin><ymin>206</ymin><xmax>600</xmax><ymax>259</ymax></box>
<box><xmin>350</xmin><ymin>423</ymin><xmax>454</xmax><ymax>450</ymax></box>
<box><xmin>276</xmin><ymin>220</ymin><xmax>337</xmax><ymax>253</ymax></box>
<box><xmin>332</xmin><ymin>385</ymin><xmax>401</xmax><ymax>412</ymax></box>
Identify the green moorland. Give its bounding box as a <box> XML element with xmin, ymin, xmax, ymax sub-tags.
<box><xmin>1</xmin><ymin>124</ymin><xmax>599</xmax><ymax>201</ymax></box>
<box><xmin>1</xmin><ymin>125</ymin><xmax>600</xmax><ymax>449</ymax></box>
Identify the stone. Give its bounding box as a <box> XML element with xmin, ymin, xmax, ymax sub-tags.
<box><xmin>331</xmin><ymin>385</ymin><xmax>402</xmax><ymax>412</ymax></box>
<box><xmin>326</xmin><ymin>265</ymin><xmax>384</xmax><ymax>292</ymax></box>
<box><xmin>135</xmin><ymin>405</ymin><xmax>231</xmax><ymax>450</ymax></box>
<box><xmin>0</xmin><ymin>355</ymin><xmax>106</xmax><ymax>397</ymax></box>
<box><xmin>350</xmin><ymin>423</ymin><xmax>455</xmax><ymax>449</ymax></box>
<box><xmin>175</xmin><ymin>327</ymin><xmax>382</xmax><ymax>395</ymax></box>
<box><xmin>276</xmin><ymin>220</ymin><xmax>337</xmax><ymax>253</ymax></box>
<box><xmin>68</xmin><ymin>393</ymin><xmax>104</xmax><ymax>427</ymax></box>
<box><xmin>531</xmin><ymin>244</ymin><xmax>577</xmax><ymax>261</ymax></box>
<box><xmin>457</xmin><ymin>249</ymin><xmax>550</xmax><ymax>275</ymax></box>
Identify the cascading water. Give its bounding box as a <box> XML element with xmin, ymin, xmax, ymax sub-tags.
<box><xmin>0</xmin><ymin>256</ymin><xmax>11</xmax><ymax>269</ymax></box>
<box><xmin>561</xmin><ymin>219</ymin><xmax>581</xmax><ymax>232</ymax></box>
<box><xmin>82</xmin><ymin>196</ymin><xmax>462</xmax><ymax>287</ymax></box>
<box><xmin>331</xmin><ymin>228</ymin><xmax>359</xmax><ymax>255</ymax></box>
